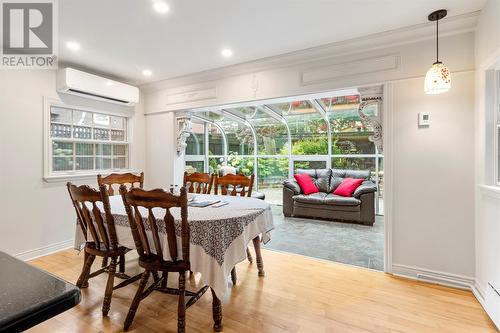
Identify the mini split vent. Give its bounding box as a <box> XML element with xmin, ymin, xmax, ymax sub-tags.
<box><xmin>57</xmin><ymin>68</ymin><xmax>139</xmax><ymax>106</ymax></box>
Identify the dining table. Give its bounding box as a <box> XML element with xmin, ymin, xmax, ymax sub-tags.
<box><xmin>74</xmin><ymin>193</ymin><xmax>274</xmax><ymax>331</ymax></box>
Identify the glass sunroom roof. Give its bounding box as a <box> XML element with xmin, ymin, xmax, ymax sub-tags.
<box><xmin>189</xmin><ymin>87</ymin><xmax>382</xmax><ymax>158</ymax></box>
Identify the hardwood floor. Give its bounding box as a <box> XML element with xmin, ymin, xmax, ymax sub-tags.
<box><xmin>28</xmin><ymin>249</ymin><xmax>495</xmax><ymax>333</ymax></box>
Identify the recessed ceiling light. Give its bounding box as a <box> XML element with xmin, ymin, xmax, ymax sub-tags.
<box><xmin>153</xmin><ymin>1</ymin><xmax>169</xmax><ymax>13</ymax></box>
<box><xmin>66</xmin><ymin>41</ymin><xmax>80</xmax><ymax>51</ymax></box>
<box><xmin>106</xmin><ymin>81</ymin><xmax>114</xmax><ymax>86</ymax></box>
<box><xmin>142</xmin><ymin>69</ymin><xmax>153</xmax><ymax>77</ymax></box>
<box><xmin>221</xmin><ymin>48</ymin><xmax>233</xmax><ymax>58</ymax></box>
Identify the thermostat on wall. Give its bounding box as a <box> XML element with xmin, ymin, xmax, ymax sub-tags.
<box><xmin>418</xmin><ymin>112</ymin><xmax>430</xmax><ymax>127</ymax></box>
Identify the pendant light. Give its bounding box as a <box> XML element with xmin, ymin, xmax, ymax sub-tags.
<box><xmin>424</xmin><ymin>9</ymin><xmax>451</xmax><ymax>94</ymax></box>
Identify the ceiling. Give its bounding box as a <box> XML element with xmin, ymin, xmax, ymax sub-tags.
<box><xmin>59</xmin><ymin>0</ymin><xmax>486</xmax><ymax>86</ymax></box>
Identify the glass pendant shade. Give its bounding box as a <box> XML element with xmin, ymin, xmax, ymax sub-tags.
<box><xmin>424</xmin><ymin>62</ymin><xmax>451</xmax><ymax>94</ymax></box>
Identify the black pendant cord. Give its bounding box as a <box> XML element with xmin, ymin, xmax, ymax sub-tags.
<box><xmin>436</xmin><ymin>18</ymin><xmax>439</xmax><ymax>63</ymax></box>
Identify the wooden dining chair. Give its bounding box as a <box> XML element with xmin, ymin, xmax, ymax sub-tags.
<box><xmin>97</xmin><ymin>172</ymin><xmax>144</xmax><ymax>268</ymax></box>
<box><xmin>66</xmin><ymin>183</ymin><xmax>139</xmax><ymax>316</ymax></box>
<box><xmin>119</xmin><ymin>185</ymin><xmax>211</xmax><ymax>333</ymax></box>
<box><xmin>214</xmin><ymin>173</ymin><xmax>254</xmax><ymax>197</ymax></box>
<box><xmin>213</xmin><ymin>174</ymin><xmax>264</xmax><ymax>285</ymax></box>
<box><xmin>97</xmin><ymin>172</ymin><xmax>144</xmax><ymax>196</ymax></box>
<box><xmin>183</xmin><ymin>172</ymin><xmax>214</xmax><ymax>194</ymax></box>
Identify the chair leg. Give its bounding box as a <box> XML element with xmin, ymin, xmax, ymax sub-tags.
<box><xmin>102</xmin><ymin>257</ymin><xmax>117</xmax><ymax>316</ymax></box>
<box><xmin>119</xmin><ymin>253</ymin><xmax>126</xmax><ymax>273</ymax></box>
<box><xmin>211</xmin><ymin>288</ymin><xmax>223</xmax><ymax>332</ymax></box>
<box><xmin>230</xmin><ymin>267</ymin><xmax>237</xmax><ymax>286</ymax></box>
<box><xmin>101</xmin><ymin>256</ymin><xmax>108</xmax><ymax>269</ymax></box>
<box><xmin>76</xmin><ymin>252</ymin><xmax>95</xmax><ymax>288</ymax></box>
<box><xmin>152</xmin><ymin>271</ymin><xmax>160</xmax><ymax>283</ymax></box>
<box><xmin>124</xmin><ymin>270</ymin><xmax>150</xmax><ymax>331</ymax></box>
<box><xmin>246</xmin><ymin>247</ymin><xmax>253</xmax><ymax>263</ymax></box>
<box><xmin>252</xmin><ymin>235</ymin><xmax>265</xmax><ymax>277</ymax></box>
<box><xmin>177</xmin><ymin>272</ymin><xmax>186</xmax><ymax>333</ymax></box>
<box><xmin>161</xmin><ymin>271</ymin><xmax>168</xmax><ymax>289</ymax></box>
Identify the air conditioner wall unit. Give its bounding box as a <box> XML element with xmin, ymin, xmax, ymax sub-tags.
<box><xmin>57</xmin><ymin>68</ymin><xmax>139</xmax><ymax>106</ymax></box>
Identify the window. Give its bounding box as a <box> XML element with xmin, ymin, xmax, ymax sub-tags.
<box><xmin>184</xmin><ymin>87</ymin><xmax>384</xmax><ymax>210</ymax></box>
<box><xmin>495</xmin><ymin>70</ymin><xmax>500</xmax><ymax>184</ymax></box>
<box><xmin>48</xmin><ymin>105</ymin><xmax>129</xmax><ymax>177</ymax></box>
<box><xmin>185</xmin><ymin>122</ymin><xmax>206</xmax><ymax>174</ymax></box>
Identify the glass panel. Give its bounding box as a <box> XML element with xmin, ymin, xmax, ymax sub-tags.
<box><xmin>227</xmin><ymin>155</ymin><xmax>255</xmax><ymax>176</ymax></box>
<box><xmin>73</xmin><ymin>110</ymin><xmax>93</xmax><ymax>126</ymax></box>
<box><xmin>320</xmin><ymin>95</ymin><xmax>361</xmax><ymax>110</ymax></box>
<box><xmin>75</xmin><ymin>157</ymin><xmax>93</xmax><ymax>170</ymax></box>
<box><xmin>323</xmin><ymin>95</ymin><xmax>376</xmax><ymax>154</ymax></box>
<box><xmin>378</xmin><ymin>157</ymin><xmax>384</xmax><ymax>199</ymax></box>
<box><xmin>293</xmin><ymin>160</ymin><xmax>327</xmax><ymax>172</ymax></box>
<box><xmin>113</xmin><ymin>157</ymin><xmax>127</xmax><ymax>169</ymax></box>
<box><xmin>498</xmin><ymin>126</ymin><xmax>500</xmax><ymax>183</ymax></box>
<box><xmin>208</xmin><ymin>124</ymin><xmax>224</xmax><ymax>155</ymax></box>
<box><xmin>51</xmin><ymin>123</ymin><xmax>72</xmax><ymax>138</ymax></box>
<box><xmin>50</xmin><ymin>107</ymin><xmax>72</xmax><ymax>124</ymax></box>
<box><xmin>96</xmin><ymin>144</ymin><xmax>112</xmax><ymax>156</ymax></box>
<box><xmin>110</xmin><ymin>116</ymin><xmax>126</xmax><ymax>129</ymax></box>
<box><xmin>113</xmin><ymin>144</ymin><xmax>127</xmax><ymax>156</ymax></box>
<box><xmin>96</xmin><ymin>157</ymin><xmax>112</xmax><ymax>169</ymax></box>
<box><xmin>73</xmin><ymin>126</ymin><xmax>92</xmax><ymax>139</ymax></box>
<box><xmin>75</xmin><ymin>143</ymin><xmax>93</xmax><ymax>155</ymax></box>
<box><xmin>185</xmin><ymin>161</ymin><xmax>205</xmax><ymax>174</ymax></box>
<box><xmin>331</xmin><ymin>157</ymin><xmax>376</xmax><ymax>179</ymax></box>
<box><xmin>111</xmin><ymin>129</ymin><xmax>125</xmax><ymax>141</ymax></box>
<box><xmin>53</xmin><ymin>157</ymin><xmax>73</xmax><ymax>171</ymax></box>
<box><xmin>209</xmin><ymin>157</ymin><xmax>225</xmax><ymax>174</ymax></box>
<box><xmin>270</xmin><ymin>101</ymin><xmax>328</xmax><ymax>155</ymax></box>
<box><xmin>94</xmin><ymin>128</ymin><xmax>110</xmax><ymax>140</ymax></box>
<box><xmin>257</xmin><ymin>158</ymin><xmax>289</xmax><ymax>204</ymax></box>
<box><xmin>186</xmin><ymin>122</ymin><xmax>205</xmax><ymax>155</ymax></box>
<box><xmin>52</xmin><ymin>141</ymin><xmax>73</xmax><ymax>156</ymax></box>
<box><xmin>244</xmin><ymin>108</ymin><xmax>288</xmax><ymax>155</ymax></box>
<box><xmin>93</xmin><ymin>113</ymin><xmax>110</xmax><ymax>127</ymax></box>
<box><xmin>219</xmin><ymin>118</ymin><xmax>254</xmax><ymax>155</ymax></box>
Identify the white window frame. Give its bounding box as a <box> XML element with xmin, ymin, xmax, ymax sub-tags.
<box><xmin>43</xmin><ymin>97</ymin><xmax>134</xmax><ymax>182</ymax></box>
<box><xmin>495</xmin><ymin>70</ymin><xmax>500</xmax><ymax>186</ymax></box>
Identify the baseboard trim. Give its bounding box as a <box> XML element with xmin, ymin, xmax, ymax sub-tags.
<box><xmin>14</xmin><ymin>239</ymin><xmax>74</xmax><ymax>261</ymax></box>
<box><xmin>471</xmin><ymin>280</ymin><xmax>486</xmax><ymax>307</ymax></box>
<box><xmin>392</xmin><ymin>264</ymin><xmax>474</xmax><ymax>290</ymax></box>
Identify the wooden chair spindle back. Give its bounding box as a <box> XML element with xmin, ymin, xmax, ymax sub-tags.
<box><xmin>67</xmin><ymin>182</ymin><xmax>118</xmax><ymax>250</ymax></box>
<box><xmin>183</xmin><ymin>172</ymin><xmax>214</xmax><ymax>194</ymax></box>
<box><xmin>214</xmin><ymin>174</ymin><xmax>255</xmax><ymax>197</ymax></box>
<box><xmin>120</xmin><ymin>186</ymin><xmax>189</xmax><ymax>263</ymax></box>
<box><xmin>97</xmin><ymin>172</ymin><xmax>144</xmax><ymax>196</ymax></box>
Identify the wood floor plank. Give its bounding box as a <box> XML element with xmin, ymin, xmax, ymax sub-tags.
<box><xmin>27</xmin><ymin>249</ymin><xmax>496</xmax><ymax>333</ymax></box>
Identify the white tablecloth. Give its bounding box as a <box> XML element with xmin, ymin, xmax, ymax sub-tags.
<box><xmin>74</xmin><ymin>194</ymin><xmax>274</xmax><ymax>299</ymax></box>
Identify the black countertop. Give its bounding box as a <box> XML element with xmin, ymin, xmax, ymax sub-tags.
<box><xmin>0</xmin><ymin>251</ymin><xmax>81</xmax><ymax>332</ymax></box>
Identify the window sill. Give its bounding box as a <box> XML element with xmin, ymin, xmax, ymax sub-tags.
<box><xmin>43</xmin><ymin>169</ymin><xmax>140</xmax><ymax>183</ymax></box>
<box><xmin>478</xmin><ymin>184</ymin><xmax>500</xmax><ymax>200</ymax></box>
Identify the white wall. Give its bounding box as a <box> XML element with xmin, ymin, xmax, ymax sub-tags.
<box><xmin>392</xmin><ymin>71</ymin><xmax>475</xmax><ymax>279</ymax></box>
<box><xmin>142</xmin><ymin>18</ymin><xmax>477</xmax><ymax>283</ymax></box>
<box><xmin>0</xmin><ymin>70</ymin><xmax>146</xmax><ymax>259</ymax></box>
<box><xmin>474</xmin><ymin>0</ymin><xmax>500</xmax><ymax>327</ymax></box>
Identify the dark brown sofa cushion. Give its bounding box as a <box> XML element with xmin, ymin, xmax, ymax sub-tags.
<box><xmin>292</xmin><ymin>193</ymin><xmax>361</xmax><ymax>206</ymax></box>
<box><xmin>292</xmin><ymin>192</ymin><xmax>328</xmax><ymax>205</ymax></box>
<box><xmin>295</xmin><ymin>169</ymin><xmax>331</xmax><ymax>193</ymax></box>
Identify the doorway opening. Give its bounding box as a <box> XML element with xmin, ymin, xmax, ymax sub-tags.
<box><xmin>184</xmin><ymin>85</ymin><xmax>386</xmax><ymax>271</ymax></box>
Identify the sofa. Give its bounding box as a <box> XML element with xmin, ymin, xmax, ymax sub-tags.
<box><xmin>283</xmin><ymin>168</ymin><xmax>377</xmax><ymax>225</ymax></box>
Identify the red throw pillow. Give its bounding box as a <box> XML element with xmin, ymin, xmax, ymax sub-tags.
<box><xmin>333</xmin><ymin>178</ymin><xmax>364</xmax><ymax>197</ymax></box>
<box><xmin>294</xmin><ymin>173</ymin><xmax>319</xmax><ymax>195</ymax></box>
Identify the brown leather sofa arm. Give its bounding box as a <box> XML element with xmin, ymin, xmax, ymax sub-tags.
<box><xmin>282</xmin><ymin>187</ymin><xmax>295</xmax><ymax>217</ymax></box>
<box><xmin>353</xmin><ymin>181</ymin><xmax>377</xmax><ymax>198</ymax></box>
<box><xmin>283</xmin><ymin>179</ymin><xmax>301</xmax><ymax>195</ymax></box>
<box><xmin>359</xmin><ymin>192</ymin><xmax>376</xmax><ymax>225</ymax></box>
